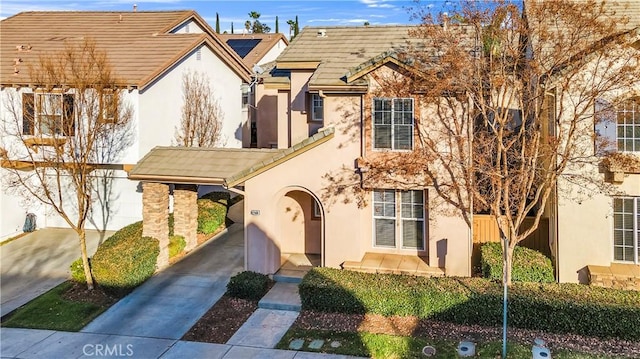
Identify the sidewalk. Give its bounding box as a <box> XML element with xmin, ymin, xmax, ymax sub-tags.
<box><xmin>1</xmin><ymin>327</ymin><xmax>363</xmax><ymax>358</ymax></box>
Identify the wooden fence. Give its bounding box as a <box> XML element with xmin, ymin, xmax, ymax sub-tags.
<box><xmin>472</xmin><ymin>215</ymin><xmax>551</xmax><ymax>268</ymax></box>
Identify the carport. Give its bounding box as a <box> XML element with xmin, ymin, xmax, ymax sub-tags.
<box><xmin>128</xmin><ymin>146</ymin><xmax>281</xmax><ymax>268</ymax></box>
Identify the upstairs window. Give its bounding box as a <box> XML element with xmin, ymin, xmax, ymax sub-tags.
<box><xmin>616</xmin><ymin>98</ymin><xmax>640</xmax><ymax>152</ymax></box>
<box><xmin>22</xmin><ymin>92</ymin><xmax>75</xmax><ymax>136</ymax></box>
<box><xmin>309</xmin><ymin>93</ymin><xmax>324</xmax><ymax>122</ymax></box>
<box><xmin>99</xmin><ymin>91</ymin><xmax>118</xmax><ymax>124</ymax></box>
<box><xmin>595</xmin><ymin>97</ymin><xmax>640</xmax><ymax>154</ymax></box>
<box><xmin>373</xmin><ymin>98</ymin><xmax>414</xmax><ymax>150</ymax></box>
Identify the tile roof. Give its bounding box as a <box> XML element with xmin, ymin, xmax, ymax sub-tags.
<box><xmin>220</xmin><ymin>33</ymin><xmax>288</xmax><ymax>68</ymax></box>
<box><xmin>272</xmin><ymin>26</ymin><xmax>417</xmax><ymax>88</ymax></box>
<box><xmin>128</xmin><ymin>126</ymin><xmax>335</xmax><ymax>186</ymax></box>
<box><xmin>129</xmin><ymin>147</ymin><xmax>281</xmax><ymax>184</ymax></box>
<box><xmin>1</xmin><ymin>11</ymin><xmax>251</xmax><ymax>89</ymax></box>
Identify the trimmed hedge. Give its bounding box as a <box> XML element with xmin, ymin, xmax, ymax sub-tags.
<box><xmin>197</xmin><ymin>192</ymin><xmax>228</xmax><ymax>235</ymax></box>
<box><xmin>227</xmin><ymin>271</ymin><xmax>272</xmax><ymax>301</ymax></box>
<box><xmin>481</xmin><ymin>242</ymin><xmax>555</xmax><ymax>283</ymax></box>
<box><xmin>70</xmin><ymin>222</ymin><xmax>158</xmax><ymax>295</ymax></box>
<box><xmin>299</xmin><ymin>267</ymin><xmax>640</xmax><ymax>340</ymax></box>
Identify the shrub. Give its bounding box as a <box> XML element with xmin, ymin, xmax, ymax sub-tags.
<box><xmin>299</xmin><ymin>267</ymin><xmax>640</xmax><ymax>340</ymax></box>
<box><xmin>227</xmin><ymin>271</ymin><xmax>272</xmax><ymax>301</ymax></box>
<box><xmin>69</xmin><ymin>221</ymin><xmax>159</xmax><ymax>295</ymax></box>
<box><xmin>197</xmin><ymin>193</ymin><xmax>228</xmax><ymax>235</ymax></box>
<box><xmin>69</xmin><ymin>258</ymin><xmax>87</xmax><ymax>284</ymax></box>
<box><xmin>169</xmin><ymin>235</ymin><xmax>186</xmax><ymax>258</ymax></box>
<box><xmin>480</xmin><ymin>242</ymin><xmax>555</xmax><ymax>283</ymax></box>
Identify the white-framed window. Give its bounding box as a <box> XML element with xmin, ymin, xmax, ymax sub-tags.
<box><xmin>373</xmin><ymin>98</ymin><xmax>414</xmax><ymax>150</ymax></box>
<box><xmin>310</xmin><ymin>93</ymin><xmax>323</xmax><ymax>122</ymax></box>
<box><xmin>613</xmin><ymin>197</ymin><xmax>639</xmax><ymax>263</ymax></box>
<box><xmin>98</xmin><ymin>91</ymin><xmax>118</xmax><ymax>124</ymax></box>
<box><xmin>22</xmin><ymin>92</ymin><xmax>75</xmax><ymax>136</ymax></box>
<box><xmin>373</xmin><ymin>189</ymin><xmax>425</xmax><ymax>250</ymax></box>
<box><xmin>616</xmin><ymin>98</ymin><xmax>640</xmax><ymax>152</ymax></box>
<box><xmin>595</xmin><ymin>97</ymin><xmax>640</xmax><ymax>154</ymax></box>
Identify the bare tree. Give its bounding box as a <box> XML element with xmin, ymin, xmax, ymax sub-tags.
<box><xmin>1</xmin><ymin>38</ymin><xmax>134</xmax><ymax>290</ymax></box>
<box><xmin>349</xmin><ymin>0</ymin><xmax>640</xmax><ymax>285</ymax></box>
<box><xmin>174</xmin><ymin>70</ymin><xmax>224</xmax><ymax>147</ymax></box>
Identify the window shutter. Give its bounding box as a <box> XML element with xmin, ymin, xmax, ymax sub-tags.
<box><xmin>63</xmin><ymin>94</ymin><xmax>75</xmax><ymax>136</ymax></box>
<box><xmin>22</xmin><ymin>93</ymin><xmax>34</xmax><ymax>135</ymax></box>
<box><xmin>594</xmin><ymin>98</ymin><xmax>616</xmax><ymax>155</ymax></box>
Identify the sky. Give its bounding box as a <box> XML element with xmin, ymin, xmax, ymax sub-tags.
<box><xmin>0</xmin><ymin>0</ymin><xmax>452</xmax><ymax>34</ymax></box>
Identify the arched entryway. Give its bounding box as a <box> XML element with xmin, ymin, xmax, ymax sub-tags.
<box><xmin>276</xmin><ymin>188</ymin><xmax>323</xmax><ymax>269</ymax></box>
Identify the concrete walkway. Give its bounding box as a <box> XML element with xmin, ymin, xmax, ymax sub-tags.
<box><xmin>1</xmin><ymin>228</ymin><xmax>113</xmax><ymax>317</ymax></box>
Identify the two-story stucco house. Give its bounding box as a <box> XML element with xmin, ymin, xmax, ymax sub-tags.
<box><xmin>0</xmin><ymin>10</ymin><xmax>252</xmax><ymax>240</ymax></box>
<box><xmin>130</xmin><ymin>25</ymin><xmax>474</xmax><ymax>277</ymax></box>
<box><xmin>524</xmin><ymin>0</ymin><xmax>640</xmax><ymax>286</ymax></box>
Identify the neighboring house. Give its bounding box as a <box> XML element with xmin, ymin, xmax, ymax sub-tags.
<box><xmin>0</xmin><ymin>10</ymin><xmax>251</xmax><ymax>240</ymax></box>
<box><xmin>532</xmin><ymin>1</ymin><xmax>640</xmax><ymax>285</ymax></box>
<box><xmin>219</xmin><ymin>33</ymin><xmax>289</xmax><ymax>148</ymax></box>
<box><xmin>220</xmin><ymin>33</ymin><xmax>289</xmax><ymax>68</ymax></box>
<box><xmin>130</xmin><ymin>25</ymin><xmax>474</xmax><ymax>276</ymax></box>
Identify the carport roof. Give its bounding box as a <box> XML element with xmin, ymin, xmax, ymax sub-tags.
<box><xmin>128</xmin><ymin>127</ymin><xmax>335</xmax><ymax>186</ymax></box>
<box><xmin>128</xmin><ymin>147</ymin><xmax>281</xmax><ymax>185</ymax></box>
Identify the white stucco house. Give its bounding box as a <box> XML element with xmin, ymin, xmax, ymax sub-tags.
<box><xmin>0</xmin><ymin>10</ymin><xmax>252</xmax><ymax>240</ymax></box>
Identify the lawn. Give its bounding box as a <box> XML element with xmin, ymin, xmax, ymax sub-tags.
<box><xmin>1</xmin><ymin>281</ymin><xmax>116</xmax><ymax>332</ymax></box>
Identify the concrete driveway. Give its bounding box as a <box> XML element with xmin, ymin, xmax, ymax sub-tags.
<box><xmin>1</xmin><ymin>228</ymin><xmax>113</xmax><ymax>317</ymax></box>
<box><xmin>81</xmin><ymin>223</ymin><xmax>244</xmax><ymax>339</ymax></box>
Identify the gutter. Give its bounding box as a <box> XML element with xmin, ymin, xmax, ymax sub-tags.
<box><xmin>127</xmin><ymin>173</ymin><xmax>225</xmax><ymax>185</ymax></box>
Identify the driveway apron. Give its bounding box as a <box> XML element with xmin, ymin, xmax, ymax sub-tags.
<box><xmin>81</xmin><ymin>223</ymin><xmax>244</xmax><ymax>339</ymax></box>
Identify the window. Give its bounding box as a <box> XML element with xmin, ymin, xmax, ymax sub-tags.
<box><xmin>22</xmin><ymin>92</ymin><xmax>74</xmax><ymax>136</ymax></box>
<box><xmin>373</xmin><ymin>98</ymin><xmax>414</xmax><ymax>150</ymax></box>
<box><xmin>373</xmin><ymin>189</ymin><xmax>425</xmax><ymax>250</ymax></box>
<box><xmin>595</xmin><ymin>97</ymin><xmax>640</xmax><ymax>154</ymax></box>
<box><xmin>613</xmin><ymin>197</ymin><xmax>639</xmax><ymax>263</ymax></box>
<box><xmin>310</xmin><ymin>93</ymin><xmax>323</xmax><ymax>122</ymax></box>
<box><xmin>616</xmin><ymin>98</ymin><xmax>640</xmax><ymax>152</ymax></box>
<box><xmin>241</xmin><ymin>84</ymin><xmax>250</xmax><ymax>109</ymax></box>
<box><xmin>99</xmin><ymin>91</ymin><xmax>118</xmax><ymax>124</ymax></box>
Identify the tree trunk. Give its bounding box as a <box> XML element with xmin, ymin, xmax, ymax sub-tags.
<box><xmin>78</xmin><ymin>229</ymin><xmax>94</xmax><ymax>290</ymax></box>
<box><xmin>504</xmin><ymin>242</ymin><xmax>515</xmax><ymax>286</ymax></box>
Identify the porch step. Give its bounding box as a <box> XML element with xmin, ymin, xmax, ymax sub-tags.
<box><xmin>258</xmin><ymin>282</ymin><xmax>301</xmax><ymax>312</ymax></box>
<box><xmin>273</xmin><ymin>269</ymin><xmax>306</xmax><ymax>284</ymax></box>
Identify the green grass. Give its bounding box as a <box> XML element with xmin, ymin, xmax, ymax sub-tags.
<box><xmin>1</xmin><ymin>282</ymin><xmax>109</xmax><ymax>332</ymax></box>
<box><xmin>277</xmin><ymin>328</ymin><xmax>629</xmax><ymax>359</ymax></box>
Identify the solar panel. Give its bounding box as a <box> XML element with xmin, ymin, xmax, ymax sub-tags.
<box><xmin>226</xmin><ymin>39</ymin><xmax>261</xmax><ymax>58</ymax></box>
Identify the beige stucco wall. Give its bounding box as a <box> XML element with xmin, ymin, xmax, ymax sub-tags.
<box><xmin>245</xmin><ymin>79</ymin><xmax>472</xmax><ymax>276</ymax></box>
<box><xmin>557</xmin><ymin>172</ymin><xmax>640</xmax><ymax>283</ymax></box>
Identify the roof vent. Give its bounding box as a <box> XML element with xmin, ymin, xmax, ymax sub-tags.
<box><xmin>317</xmin><ymin>29</ymin><xmax>327</xmax><ymax>37</ymax></box>
<box><xmin>133</xmin><ymin>4</ymin><xmax>137</xmax><ymax>12</ymax></box>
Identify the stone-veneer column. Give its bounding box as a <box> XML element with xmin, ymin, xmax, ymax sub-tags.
<box><xmin>173</xmin><ymin>184</ymin><xmax>198</xmax><ymax>251</ymax></box>
<box><xmin>142</xmin><ymin>182</ymin><xmax>169</xmax><ymax>269</ymax></box>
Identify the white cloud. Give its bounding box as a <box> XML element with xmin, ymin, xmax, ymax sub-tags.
<box><xmin>360</xmin><ymin>0</ymin><xmax>396</xmax><ymax>9</ymax></box>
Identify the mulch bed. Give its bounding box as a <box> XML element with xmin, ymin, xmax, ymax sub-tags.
<box><xmin>294</xmin><ymin>311</ymin><xmax>640</xmax><ymax>358</ymax></box>
<box><xmin>62</xmin><ymin>282</ymin><xmax>119</xmax><ymax>306</ymax></box>
<box><xmin>181</xmin><ymin>295</ymin><xmax>257</xmax><ymax>344</ymax></box>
